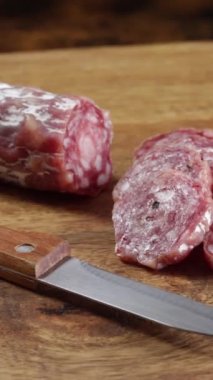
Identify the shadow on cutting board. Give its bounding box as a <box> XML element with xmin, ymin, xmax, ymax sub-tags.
<box><xmin>0</xmin><ymin>175</ymin><xmax>118</xmax><ymax>222</ymax></box>
<box><xmin>162</xmin><ymin>245</ymin><xmax>211</xmax><ymax>276</ymax></box>
<box><xmin>38</xmin><ymin>280</ymin><xmax>212</xmax><ymax>355</ymax></box>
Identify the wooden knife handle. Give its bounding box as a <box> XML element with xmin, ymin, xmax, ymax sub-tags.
<box><xmin>0</xmin><ymin>227</ymin><xmax>71</xmax><ymax>289</ymax></box>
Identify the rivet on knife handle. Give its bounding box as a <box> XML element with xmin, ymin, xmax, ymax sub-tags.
<box><xmin>0</xmin><ymin>227</ymin><xmax>70</xmax><ymax>281</ymax></box>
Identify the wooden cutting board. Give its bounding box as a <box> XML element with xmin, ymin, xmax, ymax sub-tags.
<box><xmin>0</xmin><ymin>43</ymin><xmax>213</xmax><ymax>380</ymax></box>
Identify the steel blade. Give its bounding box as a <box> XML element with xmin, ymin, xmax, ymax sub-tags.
<box><xmin>38</xmin><ymin>257</ymin><xmax>213</xmax><ymax>335</ymax></box>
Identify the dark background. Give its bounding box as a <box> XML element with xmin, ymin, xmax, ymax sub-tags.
<box><xmin>0</xmin><ymin>0</ymin><xmax>212</xmax><ymax>52</ymax></box>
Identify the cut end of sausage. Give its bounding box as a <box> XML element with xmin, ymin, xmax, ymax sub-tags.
<box><xmin>113</xmin><ymin>129</ymin><xmax>213</xmax><ymax>271</ymax></box>
<box><xmin>113</xmin><ymin>170</ymin><xmax>213</xmax><ymax>270</ymax></box>
<box><xmin>134</xmin><ymin>128</ymin><xmax>213</xmax><ymax>190</ymax></box>
<box><xmin>0</xmin><ymin>83</ymin><xmax>113</xmax><ymax>195</ymax></box>
<box><xmin>63</xmin><ymin>98</ymin><xmax>113</xmax><ymax>195</ymax></box>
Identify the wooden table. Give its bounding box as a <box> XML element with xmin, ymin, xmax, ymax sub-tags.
<box><xmin>0</xmin><ymin>43</ymin><xmax>213</xmax><ymax>379</ymax></box>
<box><xmin>0</xmin><ymin>1</ymin><xmax>212</xmax><ymax>52</ymax></box>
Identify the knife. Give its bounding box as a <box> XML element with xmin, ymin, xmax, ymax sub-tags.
<box><xmin>0</xmin><ymin>227</ymin><xmax>212</xmax><ymax>335</ymax></box>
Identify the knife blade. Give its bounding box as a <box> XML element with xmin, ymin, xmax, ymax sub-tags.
<box><xmin>0</xmin><ymin>227</ymin><xmax>212</xmax><ymax>335</ymax></box>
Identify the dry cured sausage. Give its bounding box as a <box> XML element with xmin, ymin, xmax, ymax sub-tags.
<box><xmin>113</xmin><ymin>131</ymin><xmax>213</xmax><ymax>270</ymax></box>
<box><xmin>0</xmin><ymin>83</ymin><xmax>112</xmax><ymax>195</ymax></box>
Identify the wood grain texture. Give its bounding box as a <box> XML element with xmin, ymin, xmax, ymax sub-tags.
<box><xmin>0</xmin><ymin>227</ymin><xmax>70</xmax><ymax>281</ymax></box>
<box><xmin>0</xmin><ymin>43</ymin><xmax>212</xmax><ymax>379</ymax></box>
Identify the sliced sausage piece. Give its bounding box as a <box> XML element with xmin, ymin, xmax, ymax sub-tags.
<box><xmin>134</xmin><ymin>128</ymin><xmax>213</xmax><ymax>188</ymax></box>
<box><xmin>113</xmin><ymin>146</ymin><xmax>211</xmax><ymax>202</ymax></box>
<box><xmin>0</xmin><ymin>83</ymin><xmax>112</xmax><ymax>195</ymax></box>
<box><xmin>113</xmin><ymin>169</ymin><xmax>213</xmax><ymax>270</ymax></box>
